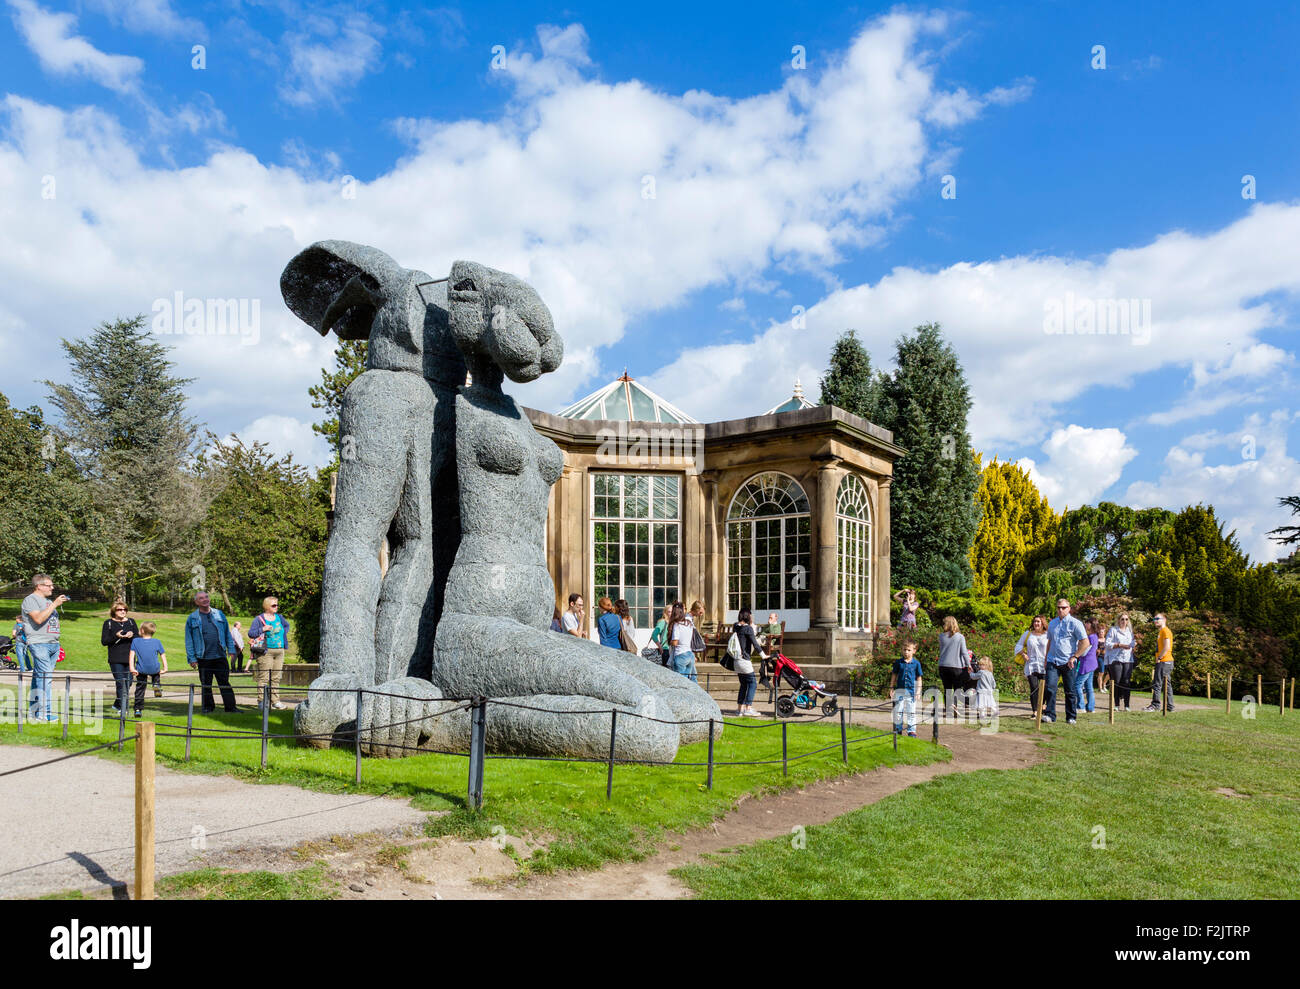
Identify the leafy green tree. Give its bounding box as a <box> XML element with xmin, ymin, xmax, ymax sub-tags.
<box><xmin>1130</xmin><ymin>550</ymin><xmax>1187</xmax><ymax>613</ymax></box>
<box><xmin>969</xmin><ymin>456</ymin><xmax>1058</xmax><ymax>600</ymax></box>
<box><xmin>1045</xmin><ymin>502</ymin><xmax>1175</xmax><ymax>596</ymax></box>
<box><xmin>0</xmin><ymin>392</ymin><xmax>106</xmax><ymax>586</ymax></box>
<box><xmin>875</xmin><ymin>323</ymin><xmax>981</xmax><ymax>590</ymax></box>
<box><xmin>819</xmin><ymin>330</ymin><xmax>884</xmax><ymax>422</ymax></box>
<box><xmin>191</xmin><ymin>435</ymin><xmax>328</xmax><ymax>613</ymax></box>
<box><xmin>43</xmin><ymin>317</ymin><xmax>203</xmax><ymax>599</ymax></box>
<box><xmin>309</xmin><ymin>339</ymin><xmax>367</xmax><ymax>459</ymax></box>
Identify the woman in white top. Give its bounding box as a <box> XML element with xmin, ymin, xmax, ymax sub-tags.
<box><xmin>1015</xmin><ymin>616</ymin><xmax>1050</xmax><ymax>720</ymax></box>
<box><xmin>1104</xmin><ymin>613</ymin><xmax>1136</xmax><ymax>711</ymax></box>
<box><xmin>668</xmin><ymin>602</ymin><xmax>698</xmax><ymax>682</ymax></box>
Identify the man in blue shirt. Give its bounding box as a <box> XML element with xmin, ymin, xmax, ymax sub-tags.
<box><xmin>1045</xmin><ymin>598</ymin><xmax>1090</xmax><ymax>724</ymax></box>
<box><xmin>184</xmin><ymin>591</ymin><xmax>241</xmax><ymax>714</ymax></box>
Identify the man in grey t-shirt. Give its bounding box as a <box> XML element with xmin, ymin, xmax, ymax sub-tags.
<box><xmin>22</xmin><ymin>573</ymin><xmax>67</xmax><ymax>722</ymax></box>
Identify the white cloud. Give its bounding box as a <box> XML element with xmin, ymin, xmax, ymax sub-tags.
<box><xmin>0</xmin><ymin>10</ymin><xmax>1017</xmax><ymax>455</ymax></box>
<box><xmin>7</xmin><ymin>0</ymin><xmax>144</xmax><ymax>93</ymax></box>
<box><xmin>85</xmin><ymin>0</ymin><xmax>204</xmax><ymax>39</ymax></box>
<box><xmin>232</xmin><ymin>415</ymin><xmax>333</xmax><ymax>468</ymax></box>
<box><xmin>1015</xmin><ymin>426</ymin><xmax>1138</xmax><ymax>509</ymax></box>
<box><xmin>643</xmin><ymin>203</ymin><xmax>1300</xmax><ymax>450</ymax></box>
<box><xmin>1125</xmin><ymin>411</ymin><xmax>1300</xmax><ymax>564</ymax></box>
<box><xmin>280</xmin><ymin>16</ymin><xmax>384</xmax><ymax>107</ymax></box>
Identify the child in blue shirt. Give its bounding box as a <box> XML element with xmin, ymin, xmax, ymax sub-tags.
<box><xmin>890</xmin><ymin>640</ymin><xmax>924</xmax><ymax>737</ymax></box>
<box><xmin>128</xmin><ymin>622</ymin><xmax>168</xmax><ymax>718</ymax></box>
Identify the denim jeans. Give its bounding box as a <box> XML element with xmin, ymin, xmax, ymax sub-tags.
<box><xmin>109</xmin><ymin>661</ymin><xmax>131</xmax><ymax>711</ymax></box>
<box><xmin>27</xmin><ymin>641</ymin><xmax>59</xmax><ymax>720</ymax></box>
<box><xmin>15</xmin><ymin>642</ymin><xmax>33</xmax><ymax>671</ymax></box>
<box><xmin>1044</xmin><ymin>663</ymin><xmax>1077</xmax><ymax>721</ymax></box>
<box><xmin>671</xmin><ymin>651</ymin><xmax>697</xmax><ymax>682</ymax></box>
<box><xmin>1076</xmin><ymin>669</ymin><xmax>1096</xmax><ymax>713</ymax></box>
<box><xmin>891</xmin><ymin>689</ymin><xmax>917</xmax><ymax>734</ymax></box>
<box><xmin>736</xmin><ymin>673</ymin><xmax>756</xmax><ymax>708</ymax></box>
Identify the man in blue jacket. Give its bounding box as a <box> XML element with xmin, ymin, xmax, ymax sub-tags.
<box><xmin>185</xmin><ymin>591</ymin><xmax>241</xmax><ymax>714</ymax></box>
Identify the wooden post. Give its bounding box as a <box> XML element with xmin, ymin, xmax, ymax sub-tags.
<box><xmin>1281</xmin><ymin>677</ymin><xmax>1286</xmax><ymax>717</ymax></box>
<box><xmin>1291</xmin><ymin>678</ymin><xmax>1295</xmax><ymax>712</ymax></box>
<box><xmin>1257</xmin><ymin>674</ymin><xmax>1263</xmax><ymax>703</ymax></box>
<box><xmin>1035</xmin><ymin>678</ymin><xmax>1046</xmax><ymax>731</ymax></box>
<box><xmin>1206</xmin><ymin>673</ymin><xmax>1211</xmax><ymax>700</ymax></box>
<box><xmin>1226</xmin><ymin>674</ymin><xmax>1232</xmax><ymax>715</ymax></box>
<box><xmin>1163</xmin><ymin>676</ymin><xmax>1170</xmax><ymax>716</ymax></box>
<box><xmin>134</xmin><ymin>721</ymin><xmax>155</xmax><ymax>901</ymax></box>
<box><xmin>1109</xmin><ymin>678</ymin><xmax>1114</xmax><ymax>725</ymax></box>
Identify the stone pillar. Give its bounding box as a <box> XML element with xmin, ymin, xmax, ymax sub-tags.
<box><xmin>702</xmin><ymin>471</ymin><xmax>722</xmax><ymax>624</ymax></box>
<box><xmin>812</xmin><ymin>460</ymin><xmax>843</xmax><ymax>629</ymax></box>
<box><xmin>876</xmin><ymin>475</ymin><xmax>892</xmax><ymax>631</ymax></box>
<box><xmin>683</xmin><ymin>470</ymin><xmax>707</xmax><ymax>618</ymax></box>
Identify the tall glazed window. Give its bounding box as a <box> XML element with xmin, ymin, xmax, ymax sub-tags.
<box><xmin>836</xmin><ymin>473</ymin><xmax>872</xmax><ymax>629</ymax></box>
<box><xmin>592</xmin><ymin>474</ymin><xmax>680</xmax><ymax>630</ymax></box>
<box><xmin>726</xmin><ymin>472</ymin><xmax>811</xmax><ymax>627</ymax></box>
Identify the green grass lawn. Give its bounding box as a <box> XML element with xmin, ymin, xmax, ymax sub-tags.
<box><xmin>0</xmin><ymin>697</ymin><xmax>945</xmax><ymax>878</ymax></box>
<box><xmin>2</xmin><ymin>598</ymin><xmax>301</xmax><ymax>671</ymax></box>
<box><xmin>674</xmin><ymin>702</ymin><xmax>1300</xmax><ymax>898</ymax></box>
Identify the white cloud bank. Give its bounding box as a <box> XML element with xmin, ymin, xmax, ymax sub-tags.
<box><xmin>7</xmin><ymin>0</ymin><xmax>144</xmax><ymax>93</ymax></box>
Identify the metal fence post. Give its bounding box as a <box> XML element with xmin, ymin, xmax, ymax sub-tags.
<box><xmin>606</xmin><ymin>710</ymin><xmax>618</xmax><ymax>800</ymax></box>
<box><xmin>706</xmin><ymin>718</ymin><xmax>715</xmax><ymax>790</ymax></box>
<box><xmin>893</xmin><ymin>726</ymin><xmax>898</xmax><ymax>752</ymax></box>
<box><xmin>467</xmin><ymin>698</ymin><xmax>486</xmax><ymax>811</ymax></box>
<box><xmin>118</xmin><ymin>700</ymin><xmax>127</xmax><ymax>751</ymax></box>
<box><xmin>781</xmin><ymin>721</ymin><xmax>788</xmax><ymax>776</ymax></box>
<box><xmin>260</xmin><ymin>685</ymin><xmax>271</xmax><ymax>769</ymax></box>
<box><xmin>839</xmin><ymin>707</ymin><xmax>848</xmax><ymax>763</ymax></box>
<box><xmin>185</xmin><ymin>686</ymin><xmax>194</xmax><ymax>762</ymax></box>
<box><xmin>16</xmin><ymin>672</ymin><xmax>23</xmax><ymax>734</ymax></box>
<box><xmin>354</xmin><ymin>688</ymin><xmax>363</xmax><ymax>784</ymax></box>
<box><xmin>932</xmin><ymin>696</ymin><xmax>939</xmax><ymax>744</ymax></box>
<box><xmin>62</xmin><ymin>674</ymin><xmax>71</xmax><ymax>740</ymax></box>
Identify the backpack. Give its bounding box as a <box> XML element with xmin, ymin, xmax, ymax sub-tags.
<box><xmin>720</xmin><ymin>631</ymin><xmax>740</xmax><ymax>671</ymax></box>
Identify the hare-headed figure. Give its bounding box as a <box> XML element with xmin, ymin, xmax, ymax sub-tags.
<box><xmin>431</xmin><ymin>261</ymin><xmax>722</xmax><ymax>762</ymax></box>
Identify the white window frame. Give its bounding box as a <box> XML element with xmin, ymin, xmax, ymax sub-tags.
<box><xmin>836</xmin><ymin>473</ymin><xmax>872</xmax><ymax>630</ymax></box>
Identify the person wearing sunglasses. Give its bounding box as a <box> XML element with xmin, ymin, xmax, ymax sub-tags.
<box><xmin>248</xmin><ymin>597</ymin><xmax>291</xmax><ymax>711</ymax></box>
<box><xmin>1044</xmin><ymin>598</ymin><xmax>1090</xmax><ymax>724</ymax></box>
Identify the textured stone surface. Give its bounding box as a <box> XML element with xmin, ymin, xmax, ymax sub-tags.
<box><xmin>282</xmin><ymin>241</ymin><xmax>464</xmax><ymax>751</ymax></box>
<box><xmin>432</xmin><ymin>259</ymin><xmax>722</xmax><ymax>759</ymax></box>
<box><xmin>284</xmin><ymin>245</ymin><xmax>721</xmax><ymax>760</ymax></box>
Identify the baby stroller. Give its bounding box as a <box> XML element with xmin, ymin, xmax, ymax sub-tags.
<box><xmin>0</xmin><ymin>635</ymin><xmax>17</xmax><ymax>671</ymax></box>
<box><xmin>766</xmin><ymin>650</ymin><xmax>837</xmax><ymax>716</ymax></box>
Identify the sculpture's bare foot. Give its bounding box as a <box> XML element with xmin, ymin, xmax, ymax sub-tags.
<box><xmin>433</xmin><ymin>614</ymin><xmax>682</xmax><ymax>760</ymax></box>
<box><xmin>294</xmin><ymin>673</ymin><xmax>366</xmax><ymax>749</ymax></box>
<box><xmin>294</xmin><ymin>673</ymin><xmax>467</xmax><ymax>757</ymax></box>
<box><xmin>588</xmin><ymin>652</ymin><xmax>724</xmax><ymax>744</ymax></box>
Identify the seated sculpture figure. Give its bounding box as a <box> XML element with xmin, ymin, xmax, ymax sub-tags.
<box><xmin>281</xmin><ymin>242</ymin><xmax>721</xmax><ymax>760</ymax></box>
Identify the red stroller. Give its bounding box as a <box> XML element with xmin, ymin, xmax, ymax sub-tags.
<box><xmin>765</xmin><ymin>651</ymin><xmax>838</xmax><ymax>716</ymax></box>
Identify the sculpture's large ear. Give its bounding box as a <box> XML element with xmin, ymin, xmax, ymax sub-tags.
<box><xmin>447</xmin><ymin>259</ymin><xmax>489</xmax><ymax>353</ymax></box>
<box><xmin>280</xmin><ymin>240</ymin><xmax>404</xmax><ymax>339</ymax></box>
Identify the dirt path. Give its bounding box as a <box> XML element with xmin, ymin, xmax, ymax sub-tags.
<box><xmin>0</xmin><ymin>744</ymin><xmax>429</xmax><ymax>899</ymax></box>
<box><xmin>310</xmin><ymin>716</ymin><xmax>1044</xmax><ymax>901</ymax></box>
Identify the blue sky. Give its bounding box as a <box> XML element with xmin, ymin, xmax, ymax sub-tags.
<box><xmin>2</xmin><ymin>0</ymin><xmax>1298</xmax><ymax>562</ymax></box>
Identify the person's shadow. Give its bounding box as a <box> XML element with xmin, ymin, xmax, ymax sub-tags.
<box><xmin>67</xmin><ymin>851</ymin><xmax>129</xmax><ymax>900</ymax></box>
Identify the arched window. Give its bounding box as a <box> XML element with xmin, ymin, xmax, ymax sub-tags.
<box><xmin>836</xmin><ymin>474</ymin><xmax>872</xmax><ymax>629</ymax></box>
<box><xmin>726</xmin><ymin>472</ymin><xmax>811</xmax><ymax>620</ymax></box>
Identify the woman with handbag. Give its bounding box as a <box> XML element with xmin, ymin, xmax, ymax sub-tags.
<box><xmin>647</xmin><ymin>605</ymin><xmax>672</xmax><ymax>665</ymax></box>
<box><xmin>1104</xmin><ymin>613</ymin><xmax>1136</xmax><ymax>711</ymax></box>
<box><xmin>614</xmin><ymin>598</ymin><xmax>639</xmax><ymax>653</ymax></box>
<box><xmin>248</xmin><ymin>596</ymin><xmax>291</xmax><ymax>711</ymax></box>
<box><xmin>668</xmin><ymin>602</ymin><xmax>698</xmax><ymax>682</ymax></box>
<box><xmin>1014</xmin><ymin>616</ymin><xmax>1050</xmax><ymax>720</ymax></box>
<box><xmin>730</xmin><ymin>608</ymin><xmax>767</xmax><ymax>717</ymax></box>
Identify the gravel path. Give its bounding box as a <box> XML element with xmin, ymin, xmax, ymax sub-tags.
<box><xmin>0</xmin><ymin>744</ymin><xmax>429</xmax><ymax>899</ymax></box>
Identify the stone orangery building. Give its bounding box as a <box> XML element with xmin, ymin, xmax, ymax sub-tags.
<box><xmin>527</xmin><ymin>374</ymin><xmax>904</xmax><ymax>669</ymax></box>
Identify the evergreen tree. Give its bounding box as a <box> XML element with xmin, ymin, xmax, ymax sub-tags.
<box><xmin>192</xmin><ymin>435</ymin><xmax>328</xmax><ymax>612</ymax></box>
<box><xmin>969</xmin><ymin>456</ymin><xmax>1058</xmax><ymax>600</ymax></box>
<box><xmin>309</xmin><ymin>339</ymin><xmax>367</xmax><ymax>458</ymax></box>
<box><xmin>1130</xmin><ymin>550</ymin><xmax>1187</xmax><ymax>613</ymax></box>
<box><xmin>0</xmin><ymin>392</ymin><xmax>106</xmax><ymax>586</ymax></box>
<box><xmin>819</xmin><ymin>330</ymin><xmax>884</xmax><ymax>422</ymax></box>
<box><xmin>878</xmin><ymin>323</ymin><xmax>981</xmax><ymax>590</ymax></box>
<box><xmin>1044</xmin><ymin>502</ymin><xmax>1175</xmax><ymax>597</ymax></box>
<box><xmin>43</xmin><ymin>316</ymin><xmax>203</xmax><ymax>599</ymax></box>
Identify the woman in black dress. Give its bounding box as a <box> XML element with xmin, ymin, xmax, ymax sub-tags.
<box><xmin>101</xmin><ymin>600</ymin><xmax>139</xmax><ymax>714</ymax></box>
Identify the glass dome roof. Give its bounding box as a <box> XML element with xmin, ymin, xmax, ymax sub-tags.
<box><xmin>558</xmin><ymin>373</ymin><xmax>698</xmax><ymax>424</ymax></box>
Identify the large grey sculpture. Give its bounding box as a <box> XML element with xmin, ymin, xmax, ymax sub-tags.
<box><xmin>281</xmin><ymin>244</ymin><xmax>721</xmax><ymax>761</ymax></box>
